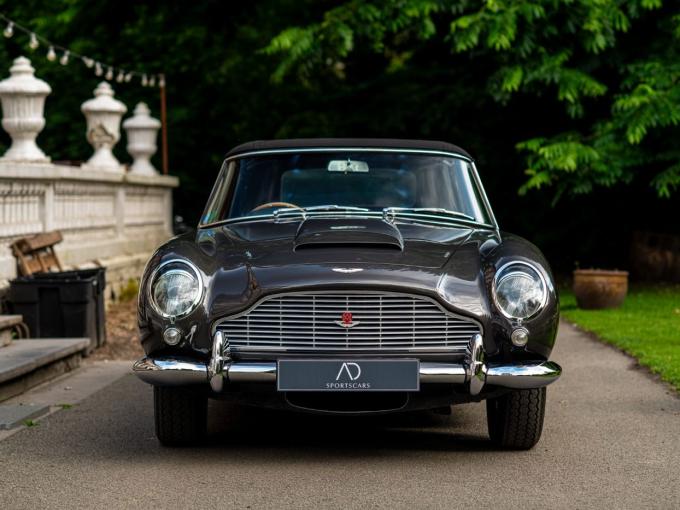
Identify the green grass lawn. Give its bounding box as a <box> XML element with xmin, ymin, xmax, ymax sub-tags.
<box><xmin>560</xmin><ymin>285</ymin><xmax>680</xmax><ymax>391</ymax></box>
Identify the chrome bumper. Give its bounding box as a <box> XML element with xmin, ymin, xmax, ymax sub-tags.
<box><xmin>132</xmin><ymin>334</ymin><xmax>561</xmax><ymax>394</ymax></box>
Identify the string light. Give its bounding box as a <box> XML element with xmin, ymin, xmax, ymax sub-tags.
<box><xmin>0</xmin><ymin>13</ymin><xmax>165</xmax><ymax>88</ymax></box>
<box><xmin>29</xmin><ymin>32</ymin><xmax>39</xmax><ymax>50</ymax></box>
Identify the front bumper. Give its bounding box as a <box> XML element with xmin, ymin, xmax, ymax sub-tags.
<box><xmin>133</xmin><ymin>333</ymin><xmax>562</xmax><ymax>396</ymax></box>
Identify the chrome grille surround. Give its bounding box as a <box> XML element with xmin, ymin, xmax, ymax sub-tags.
<box><xmin>214</xmin><ymin>291</ymin><xmax>482</xmax><ymax>356</ymax></box>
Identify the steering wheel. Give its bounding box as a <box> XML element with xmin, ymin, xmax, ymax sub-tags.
<box><xmin>251</xmin><ymin>201</ymin><xmax>302</xmax><ymax>212</ymax></box>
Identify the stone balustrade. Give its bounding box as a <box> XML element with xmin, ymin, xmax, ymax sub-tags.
<box><xmin>0</xmin><ymin>56</ymin><xmax>178</xmax><ymax>300</ymax></box>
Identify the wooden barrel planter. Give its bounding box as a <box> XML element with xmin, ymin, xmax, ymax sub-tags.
<box><xmin>573</xmin><ymin>269</ymin><xmax>629</xmax><ymax>310</ymax></box>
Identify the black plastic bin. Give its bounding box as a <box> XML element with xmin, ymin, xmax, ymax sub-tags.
<box><xmin>7</xmin><ymin>268</ymin><xmax>107</xmax><ymax>352</ymax></box>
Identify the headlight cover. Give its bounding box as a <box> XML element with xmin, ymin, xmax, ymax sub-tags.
<box><xmin>493</xmin><ymin>262</ymin><xmax>547</xmax><ymax>320</ymax></box>
<box><xmin>149</xmin><ymin>260</ymin><xmax>202</xmax><ymax>318</ymax></box>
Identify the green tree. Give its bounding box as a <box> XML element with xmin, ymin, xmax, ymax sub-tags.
<box><xmin>264</xmin><ymin>0</ymin><xmax>680</xmax><ymax>200</ymax></box>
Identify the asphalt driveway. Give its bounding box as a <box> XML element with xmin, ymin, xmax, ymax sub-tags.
<box><xmin>0</xmin><ymin>321</ymin><xmax>678</xmax><ymax>509</ymax></box>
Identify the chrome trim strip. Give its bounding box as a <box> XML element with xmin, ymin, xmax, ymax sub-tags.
<box><xmin>132</xmin><ymin>356</ymin><xmax>208</xmax><ymax>386</ymax></box>
<box><xmin>419</xmin><ymin>362</ymin><xmax>467</xmax><ymax>383</ymax></box>
<box><xmin>486</xmin><ymin>361</ymin><xmax>562</xmax><ymax>389</ymax></box>
<box><xmin>133</xmin><ymin>355</ymin><xmax>561</xmax><ymax>390</ymax></box>
<box><xmin>208</xmin><ymin>330</ymin><xmax>228</xmax><ymax>392</ymax></box>
<box><xmin>229</xmin><ymin>362</ymin><xmax>277</xmax><ymax>383</ymax></box>
<box><xmin>467</xmin><ymin>333</ymin><xmax>486</xmax><ymax>396</ymax></box>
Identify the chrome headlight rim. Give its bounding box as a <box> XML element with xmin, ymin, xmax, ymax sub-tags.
<box><xmin>148</xmin><ymin>258</ymin><xmax>204</xmax><ymax>319</ymax></box>
<box><xmin>492</xmin><ymin>261</ymin><xmax>548</xmax><ymax>320</ymax></box>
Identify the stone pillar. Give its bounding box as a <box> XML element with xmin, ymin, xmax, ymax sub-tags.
<box><xmin>0</xmin><ymin>56</ymin><xmax>51</xmax><ymax>163</ymax></box>
<box><xmin>81</xmin><ymin>82</ymin><xmax>127</xmax><ymax>173</ymax></box>
<box><xmin>123</xmin><ymin>102</ymin><xmax>161</xmax><ymax>175</ymax></box>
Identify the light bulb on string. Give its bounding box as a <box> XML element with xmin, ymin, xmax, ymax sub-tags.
<box><xmin>29</xmin><ymin>33</ymin><xmax>39</xmax><ymax>50</ymax></box>
<box><xmin>0</xmin><ymin>17</ymin><xmax>167</xmax><ymax>90</ymax></box>
<box><xmin>3</xmin><ymin>22</ymin><xmax>13</xmax><ymax>38</ymax></box>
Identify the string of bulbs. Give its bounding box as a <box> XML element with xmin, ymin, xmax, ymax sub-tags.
<box><xmin>0</xmin><ymin>12</ymin><xmax>165</xmax><ymax>88</ymax></box>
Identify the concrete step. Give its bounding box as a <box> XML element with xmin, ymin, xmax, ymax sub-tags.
<box><xmin>0</xmin><ymin>338</ymin><xmax>90</xmax><ymax>402</ymax></box>
<box><xmin>0</xmin><ymin>403</ymin><xmax>49</xmax><ymax>430</ymax></box>
<box><xmin>0</xmin><ymin>315</ymin><xmax>23</xmax><ymax>347</ymax></box>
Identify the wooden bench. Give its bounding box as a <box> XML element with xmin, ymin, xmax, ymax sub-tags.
<box><xmin>10</xmin><ymin>231</ymin><xmax>63</xmax><ymax>277</ymax></box>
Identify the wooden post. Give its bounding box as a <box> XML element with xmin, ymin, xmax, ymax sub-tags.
<box><xmin>159</xmin><ymin>74</ymin><xmax>168</xmax><ymax>175</ymax></box>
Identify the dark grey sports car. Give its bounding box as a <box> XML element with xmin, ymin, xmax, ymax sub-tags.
<box><xmin>133</xmin><ymin>139</ymin><xmax>561</xmax><ymax>448</ymax></box>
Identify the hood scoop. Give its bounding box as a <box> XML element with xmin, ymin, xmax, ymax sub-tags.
<box><xmin>294</xmin><ymin>217</ymin><xmax>404</xmax><ymax>251</ymax></box>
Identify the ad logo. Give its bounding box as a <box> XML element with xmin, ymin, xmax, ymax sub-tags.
<box><xmin>336</xmin><ymin>362</ymin><xmax>362</xmax><ymax>381</ymax></box>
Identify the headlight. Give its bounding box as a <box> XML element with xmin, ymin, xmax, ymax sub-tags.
<box><xmin>149</xmin><ymin>260</ymin><xmax>202</xmax><ymax>318</ymax></box>
<box><xmin>493</xmin><ymin>262</ymin><xmax>547</xmax><ymax>320</ymax></box>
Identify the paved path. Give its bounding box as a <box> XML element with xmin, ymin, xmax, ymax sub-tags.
<box><xmin>0</xmin><ymin>322</ymin><xmax>678</xmax><ymax>509</ymax></box>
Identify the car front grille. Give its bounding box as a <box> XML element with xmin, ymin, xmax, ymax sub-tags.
<box><xmin>215</xmin><ymin>292</ymin><xmax>481</xmax><ymax>356</ymax></box>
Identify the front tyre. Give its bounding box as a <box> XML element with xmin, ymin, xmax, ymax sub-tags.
<box><xmin>486</xmin><ymin>387</ymin><xmax>546</xmax><ymax>450</ymax></box>
<box><xmin>154</xmin><ymin>386</ymin><xmax>207</xmax><ymax>446</ymax></box>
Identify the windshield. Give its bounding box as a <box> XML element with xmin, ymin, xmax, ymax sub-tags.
<box><xmin>201</xmin><ymin>151</ymin><xmax>493</xmax><ymax>226</ymax></box>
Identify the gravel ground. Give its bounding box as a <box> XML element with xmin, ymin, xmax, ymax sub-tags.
<box><xmin>89</xmin><ymin>298</ymin><xmax>143</xmax><ymax>361</ymax></box>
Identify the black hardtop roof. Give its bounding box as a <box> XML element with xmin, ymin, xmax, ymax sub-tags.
<box><xmin>225</xmin><ymin>138</ymin><xmax>472</xmax><ymax>160</ymax></box>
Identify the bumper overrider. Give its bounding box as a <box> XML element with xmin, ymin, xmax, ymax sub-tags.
<box><xmin>133</xmin><ymin>333</ymin><xmax>561</xmax><ymax>396</ymax></box>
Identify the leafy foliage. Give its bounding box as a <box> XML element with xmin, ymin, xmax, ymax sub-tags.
<box><xmin>0</xmin><ymin>1</ymin><xmax>676</xmax><ymax>271</ymax></box>
<box><xmin>264</xmin><ymin>0</ymin><xmax>680</xmax><ymax>200</ymax></box>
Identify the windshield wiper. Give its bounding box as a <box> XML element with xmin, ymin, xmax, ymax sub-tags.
<box><xmin>273</xmin><ymin>205</ymin><xmax>370</xmax><ymax>219</ymax></box>
<box><xmin>382</xmin><ymin>207</ymin><xmax>477</xmax><ymax>224</ymax></box>
<box><xmin>302</xmin><ymin>205</ymin><xmax>370</xmax><ymax>212</ymax></box>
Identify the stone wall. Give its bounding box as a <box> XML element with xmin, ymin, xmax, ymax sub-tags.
<box><xmin>0</xmin><ymin>162</ymin><xmax>177</xmax><ymax>301</ymax></box>
<box><xmin>0</xmin><ymin>56</ymin><xmax>179</xmax><ymax>302</ymax></box>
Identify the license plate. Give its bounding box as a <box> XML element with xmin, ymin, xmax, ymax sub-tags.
<box><xmin>277</xmin><ymin>359</ymin><xmax>420</xmax><ymax>392</ymax></box>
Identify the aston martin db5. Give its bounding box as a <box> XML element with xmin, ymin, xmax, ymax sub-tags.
<box><xmin>133</xmin><ymin>139</ymin><xmax>561</xmax><ymax>448</ymax></box>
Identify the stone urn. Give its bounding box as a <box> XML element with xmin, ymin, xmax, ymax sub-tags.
<box><xmin>123</xmin><ymin>102</ymin><xmax>161</xmax><ymax>175</ymax></box>
<box><xmin>81</xmin><ymin>82</ymin><xmax>127</xmax><ymax>172</ymax></box>
<box><xmin>573</xmin><ymin>269</ymin><xmax>629</xmax><ymax>310</ymax></box>
<box><xmin>0</xmin><ymin>56</ymin><xmax>51</xmax><ymax>162</ymax></box>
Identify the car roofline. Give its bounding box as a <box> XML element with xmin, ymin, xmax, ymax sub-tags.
<box><xmin>223</xmin><ymin>147</ymin><xmax>474</xmax><ymax>163</ymax></box>
<box><xmin>225</xmin><ymin>138</ymin><xmax>473</xmax><ymax>160</ymax></box>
